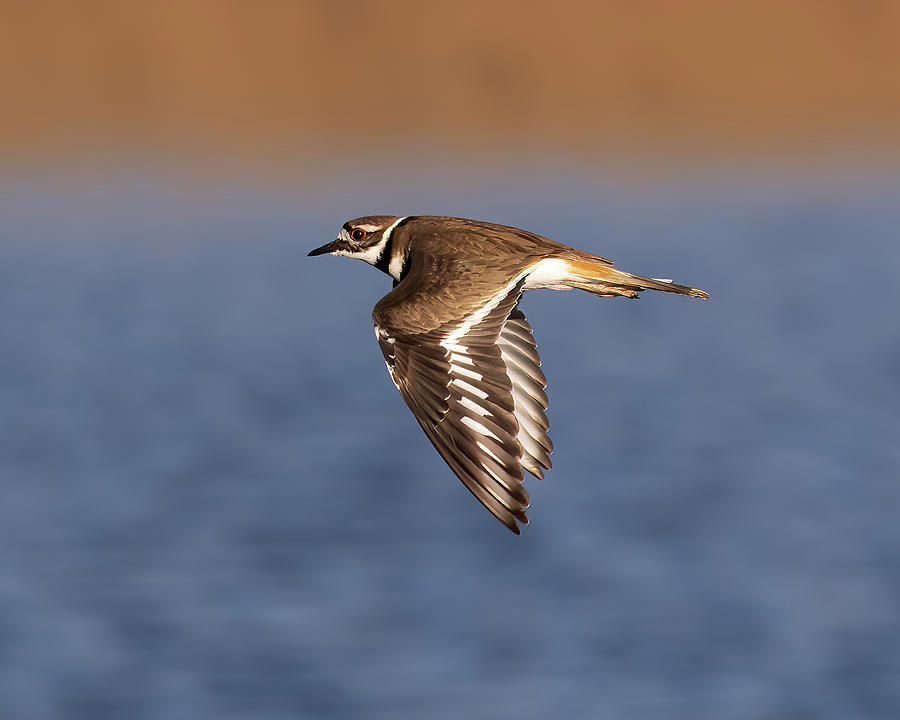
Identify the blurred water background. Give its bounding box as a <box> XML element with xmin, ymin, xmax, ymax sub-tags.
<box><xmin>1</xmin><ymin>2</ymin><xmax>899</xmax><ymax>719</ymax></box>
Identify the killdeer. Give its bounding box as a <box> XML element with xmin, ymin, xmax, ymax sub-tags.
<box><xmin>309</xmin><ymin>216</ymin><xmax>708</xmax><ymax>534</ymax></box>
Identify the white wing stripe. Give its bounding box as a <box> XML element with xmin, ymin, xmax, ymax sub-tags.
<box><xmin>449</xmin><ymin>351</ymin><xmax>475</xmax><ymax>367</ymax></box>
<box><xmin>460</xmin><ymin>416</ymin><xmax>501</xmax><ymax>441</ymax></box>
<box><xmin>450</xmin><ymin>364</ymin><xmax>484</xmax><ymax>381</ymax></box>
<box><xmin>451</xmin><ymin>378</ymin><xmax>489</xmax><ymax>400</ymax></box>
<box><xmin>476</xmin><ymin>440</ymin><xmax>504</xmax><ymax>465</ymax></box>
<box><xmin>441</xmin><ymin>267</ymin><xmax>532</xmax><ymax>349</ymax></box>
<box><xmin>458</xmin><ymin>395</ymin><xmax>492</xmax><ymax>417</ymax></box>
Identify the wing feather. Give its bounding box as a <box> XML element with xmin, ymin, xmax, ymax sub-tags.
<box><xmin>498</xmin><ymin>309</ymin><xmax>553</xmax><ymax>480</ymax></box>
<box><xmin>373</xmin><ymin>247</ymin><xmax>553</xmax><ymax>533</ymax></box>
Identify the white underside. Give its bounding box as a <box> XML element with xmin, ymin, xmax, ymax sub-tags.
<box><xmin>521</xmin><ymin>258</ymin><xmax>576</xmax><ymax>291</ymax></box>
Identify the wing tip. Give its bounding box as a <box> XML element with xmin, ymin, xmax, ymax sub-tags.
<box><xmin>505</xmin><ymin>512</ymin><xmax>527</xmax><ymax>535</ymax></box>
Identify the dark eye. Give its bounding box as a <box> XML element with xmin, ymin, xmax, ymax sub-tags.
<box><xmin>350</xmin><ymin>228</ymin><xmax>367</xmax><ymax>241</ymax></box>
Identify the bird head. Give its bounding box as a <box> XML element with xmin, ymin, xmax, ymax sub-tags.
<box><xmin>308</xmin><ymin>216</ymin><xmax>403</xmax><ymax>266</ymax></box>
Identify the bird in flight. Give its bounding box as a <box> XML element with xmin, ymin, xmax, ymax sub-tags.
<box><xmin>309</xmin><ymin>216</ymin><xmax>708</xmax><ymax>533</ymax></box>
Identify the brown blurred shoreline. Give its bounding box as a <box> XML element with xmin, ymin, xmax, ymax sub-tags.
<box><xmin>2</xmin><ymin>0</ymin><xmax>900</xmax><ymax>165</ymax></box>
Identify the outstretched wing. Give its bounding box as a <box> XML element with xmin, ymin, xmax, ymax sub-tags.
<box><xmin>373</xmin><ymin>252</ymin><xmax>552</xmax><ymax>533</ymax></box>
<box><xmin>499</xmin><ymin>308</ymin><xmax>552</xmax><ymax>480</ymax></box>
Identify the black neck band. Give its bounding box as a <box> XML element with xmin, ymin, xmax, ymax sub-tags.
<box><xmin>377</xmin><ymin>216</ymin><xmax>414</xmax><ymax>283</ymax></box>
<box><xmin>373</xmin><ymin>235</ymin><xmax>393</xmax><ymax>275</ymax></box>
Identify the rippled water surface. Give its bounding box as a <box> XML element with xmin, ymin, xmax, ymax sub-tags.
<box><xmin>1</xmin><ymin>169</ymin><xmax>898</xmax><ymax>719</ymax></box>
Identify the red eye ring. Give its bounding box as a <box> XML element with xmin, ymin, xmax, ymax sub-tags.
<box><xmin>350</xmin><ymin>228</ymin><xmax>367</xmax><ymax>241</ymax></box>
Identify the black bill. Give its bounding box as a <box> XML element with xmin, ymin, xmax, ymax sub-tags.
<box><xmin>307</xmin><ymin>240</ymin><xmax>339</xmax><ymax>257</ymax></box>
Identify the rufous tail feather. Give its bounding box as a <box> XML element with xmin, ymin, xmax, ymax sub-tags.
<box><xmin>565</xmin><ymin>258</ymin><xmax>709</xmax><ymax>299</ymax></box>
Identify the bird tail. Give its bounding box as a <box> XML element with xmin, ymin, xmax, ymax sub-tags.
<box><xmin>564</xmin><ymin>257</ymin><xmax>709</xmax><ymax>299</ymax></box>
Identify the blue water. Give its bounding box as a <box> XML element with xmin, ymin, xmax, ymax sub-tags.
<box><xmin>1</xmin><ymin>166</ymin><xmax>898</xmax><ymax>719</ymax></box>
